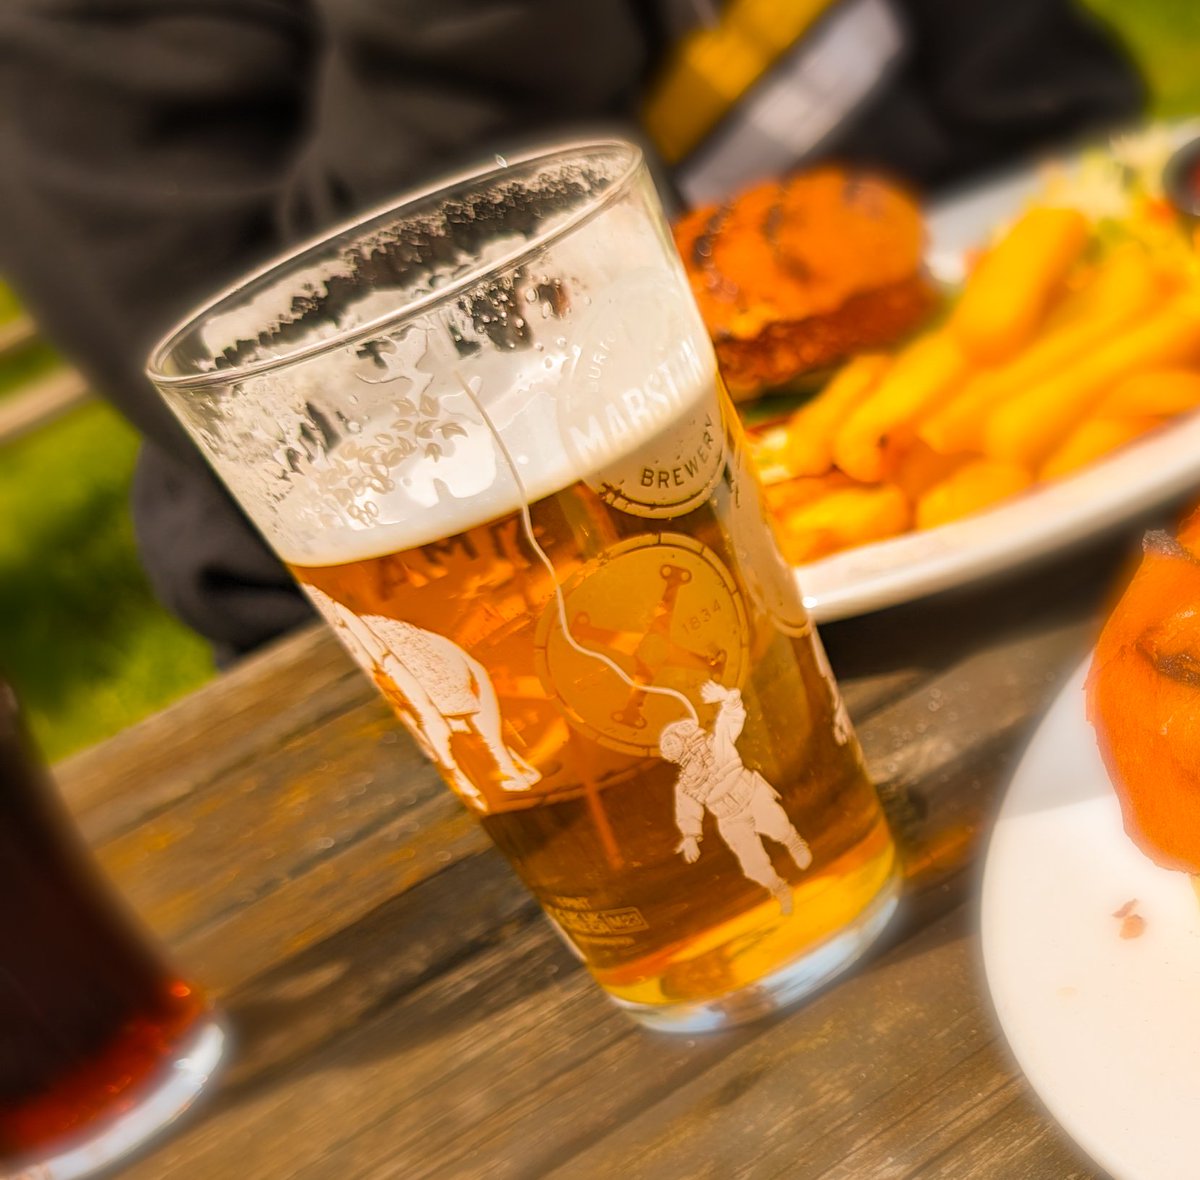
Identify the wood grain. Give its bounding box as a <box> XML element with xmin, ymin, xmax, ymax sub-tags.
<box><xmin>55</xmin><ymin>530</ymin><xmax>1156</xmax><ymax>1179</ymax></box>
<box><xmin>543</xmin><ymin>906</ymin><xmax>1103</xmax><ymax>1180</ymax></box>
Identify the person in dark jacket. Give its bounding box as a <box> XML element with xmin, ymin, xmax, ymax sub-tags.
<box><xmin>0</xmin><ymin>0</ymin><xmax>1143</xmax><ymax>662</ymax></box>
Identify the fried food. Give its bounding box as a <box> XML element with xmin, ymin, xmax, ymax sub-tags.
<box><xmin>920</xmin><ymin>245</ymin><xmax>1164</xmax><ymax>455</ymax></box>
<box><xmin>1040</xmin><ymin>415</ymin><xmax>1164</xmax><ymax>480</ymax></box>
<box><xmin>1088</xmin><ymin>515</ymin><xmax>1200</xmax><ymax>871</ymax></box>
<box><xmin>779</xmin><ymin>354</ymin><xmax>889</xmax><ymax>477</ymax></box>
<box><xmin>832</xmin><ymin>332</ymin><xmax>969</xmax><ymax>483</ymax></box>
<box><xmin>948</xmin><ymin>207</ymin><xmax>1089</xmax><ymax>363</ymax></box>
<box><xmin>982</xmin><ymin>295</ymin><xmax>1200</xmax><ymax>469</ymax></box>
<box><xmin>914</xmin><ymin>460</ymin><xmax>1033</xmax><ymax>530</ymax></box>
<box><xmin>744</xmin><ymin>141</ymin><xmax>1200</xmax><ymax>567</ymax></box>
<box><xmin>778</xmin><ymin>484</ymin><xmax>910</xmax><ymax>565</ymax></box>
<box><xmin>675</xmin><ymin>169</ymin><xmax>935</xmax><ymax>400</ymax></box>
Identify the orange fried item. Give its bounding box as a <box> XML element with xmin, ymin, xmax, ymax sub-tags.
<box><xmin>914</xmin><ymin>460</ymin><xmax>1032</xmax><ymax>530</ymax></box>
<box><xmin>984</xmin><ymin>295</ymin><xmax>1200</xmax><ymax>469</ymax></box>
<box><xmin>832</xmin><ymin>331</ymin><xmax>969</xmax><ymax>483</ymax></box>
<box><xmin>778</xmin><ymin>483</ymin><xmax>910</xmax><ymax>565</ymax></box>
<box><xmin>890</xmin><ymin>438</ymin><xmax>969</xmax><ymax>501</ymax></box>
<box><xmin>949</xmin><ymin>206</ymin><xmax>1089</xmax><ymax>363</ymax></box>
<box><xmin>675</xmin><ymin>169</ymin><xmax>934</xmax><ymax>398</ymax></box>
<box><xmin>1040</xmin><ymin>415</ymin><xmax>1164</xmax><ymax>481</ymax></box>
<box><xmin>780</xmin><ymin>353</ymin><xmax>890</xmax><ymax>476</ymax></box>
<box><xmin>1099</xmin><ymin>369</ymin><xmax>1200</xmax><ymax>417</ymax></box>
<box><xmin>1088</xmin><ymin>518</ymin><xmax>1200</xmax><ymax>871</ymax></box>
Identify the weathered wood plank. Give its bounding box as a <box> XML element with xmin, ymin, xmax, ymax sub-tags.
<box><xmin>119</xmin><ymin>910</ymin><xmax>728</xmax><ymax>1180</ymax></box>
<box><xmin>58</xmin><ymin>624</ymin><xmax>368</xmax><ymax>840</ymax></box>
<box><xmin>109</xmin><ymin>612</ymin><xmax>1089</xmax><ymax>1180</ymax></box>
<box><xmin>90</xmin><ymin>699</ymin><xmax>454</xmax><ymax>979</ymax></box>
<box><xmin>910</xmin><ymin>1090</ymin><xmax>1105</xmax><ymax>1180</ymax></box>
<box><xmin>541</xmin><ymin>906</ymin><xmax>1094</xmax><ymax>1180</ymax></box>
<box><xmin>121</xmin><ymin>903</ymin><xmax>1092</xmax><ymax>1180</ymax></box>
<box><xmin>857</xmin><ymin>610</ymin><xmax>1092</xmax><ymax>898</ymax></box>
<box><xmin>73</xmin><ymin>524</ymin><xmax>1161</xmax><ymax>1179</ymax></box>
<box><xmin>0</xmin><ymin>365</ymin><xmax>90</xmax><ymax>443</ymax></box>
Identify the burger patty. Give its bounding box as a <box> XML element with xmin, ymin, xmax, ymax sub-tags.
<box><xmin>675</xmin><ymin>169</ymin><xmax>934</xmax><ymax>399</ymax></box>
<box><xmin>713</xmin><ymin>273</ymin><xmax>936</xmax><ymax>399</ymax></box>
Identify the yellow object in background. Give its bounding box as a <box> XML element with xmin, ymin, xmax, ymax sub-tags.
<box><xmin>643</xmin><ymin>0</ymin><xmax>836</xmax><ymax>164</ymax></box>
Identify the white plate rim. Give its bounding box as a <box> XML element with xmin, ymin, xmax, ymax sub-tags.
<box><xmin>980</xmin><ymin>657</ymin><xmax>1200</xmax><ymax>1180</ymax></box>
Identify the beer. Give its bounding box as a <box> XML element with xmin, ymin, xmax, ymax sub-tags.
<box><xmin>150</xmin><ymin>138</ymin><xmax>898</xmax><ymax>1027</ymax></box>
<box><xmin>289</xmin><ymin>381</ymin><xmax>896</xmax><ymax>1016</ymax></box>
<box><xmin>0</xmin><ymin>685</ymin><xmax>210</xmax><ymax>1166</ymax></box>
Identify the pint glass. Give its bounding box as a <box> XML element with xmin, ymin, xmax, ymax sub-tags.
<box><xmin>0</xmin><ymin>682</ymin><xmax>223</xmax><ymax>1179</ymax></box>
<box><xmin>148</xmin><ymin>141</ymin><xmax>899</xmax><ymax>1031</ymax></box>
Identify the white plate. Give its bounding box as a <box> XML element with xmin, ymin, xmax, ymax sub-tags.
<box><xmin>794</xmin><ymin>123</ymin><xmax>1200</xmax><ymax>624</ymax></box>
<box><xmin>981</xmin><ymin>660</ymin><xmax>1200</xmax><ymax>1180</ymax></box>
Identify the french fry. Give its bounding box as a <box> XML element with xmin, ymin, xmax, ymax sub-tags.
<box><xmin>1040</xmin><ymin>416</ymin><xmax>1164</xmax><ymax>480</ymax></box>
<box><xmin>949</xmin><ymin>205</ymin><xmax>1090</xmax><ymax>363</ymax></box>
<box><xmin>762</xmin><ymin>471</ymin><xmax>855</xmax><ymax>515</ymax></box>
<box><xmin>915</xmin><ymin>460</ymin><xmax>1033</xmax><ymax>530</ymax></box>
<box><xmin>1041</xmin><ymin>242</ymin><xmax>1166</xmax><ymax>331</ymax></box>
<box><xmin>890</xmin><ymin>437</ymin><xmax>970</xmax><ymax>501</ymax></box>
<box><xmin>920</xmin><ymin>246</ymin><xmax>1163</xmax><ymax>454</ymax></box>
<box><xmin>1098</xmin><ymin>369</ymin><xmax>1200</xmax><ymax>417</ymax></box>
<box><xmin>781</xmin><ymin>484</ymin><xmax>910</xmax><ymax>564</ymax></box>
<box><xmin>832</xmin><ymin>332</ymin><xmax>968</xmax><ymax>483</ymax></box>
<box><xmin>983</xmin><ymin>295</ymin><xmax>1200</xmax><ymax>470</ymax></box>
<box><xmin>780</xmin><ymin>354</ymin><xmax>891</xmax><ymax>476</ymax></box>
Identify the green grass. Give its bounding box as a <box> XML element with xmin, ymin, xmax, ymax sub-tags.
<box><xmin>0</xmin><ymin>340</ymin><xmax>63</xmax><ymax>400</ymax></box>
<box><xmin>0</xmin><ymin>402</ymin><xmax>214</xmax><ymax>760</ymax></box>
<box><xmin>1085</xmin><ymin>0</ymin><xmax>1200</xmax><ymax>117</ymax></box>
<box><xmin>0</xmin><ymin>282</ymin><xmax>22</xmax><ymax>325</ymax></box>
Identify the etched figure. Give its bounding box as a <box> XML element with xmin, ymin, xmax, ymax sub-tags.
<box><xmin>660</xmin><ymin>681</ymin><xmax>812</xmax><ymax>913</ymax></box>
<box><xmin>305</xmin><ymin>588</ymin><xmax>540</xmax><ymax>802</ymax></box>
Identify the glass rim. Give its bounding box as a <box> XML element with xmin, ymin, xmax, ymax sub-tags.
<box><xmin>146</xmin><ymin>137</ymin><xmax>644</xmax><ymax>392</ymax></box>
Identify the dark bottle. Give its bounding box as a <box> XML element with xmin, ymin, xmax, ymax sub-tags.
<box><xmin>0</xmin><ymin>680</ymin><xmax>217</xmax><ymax>1170</ymax></box>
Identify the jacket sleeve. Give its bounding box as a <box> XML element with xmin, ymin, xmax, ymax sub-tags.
<box><xmin>823</xmin><ymin>0</ymin><xmax>1146</xmax><ymax>190</ymax></box>
<box><xmin>0</xmin><ymin>0</ymin><xmax>649</xmax><ymax>655</ymax></box>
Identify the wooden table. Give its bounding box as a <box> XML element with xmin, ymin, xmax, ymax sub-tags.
<box><xmin>55</xmin><ymin>528</ymin><xmax>1157</xmax><ymax>1180</ymax></box>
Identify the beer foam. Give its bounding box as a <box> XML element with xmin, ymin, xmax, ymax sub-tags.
<box><xmin>202</xmin><ymin>181</ymin><xmax>725</xmax><ymax>569</ymax></box>
<box><xmin>274</xmin><ymin>315</ymin><xmax>720</xmax><ymax>568</ymax></box>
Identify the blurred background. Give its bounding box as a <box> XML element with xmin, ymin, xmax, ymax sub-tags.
<box><xmin>0</xmin><ymin>0</ymin><xmax>1196</xmax><ymax>763</ymax></box>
